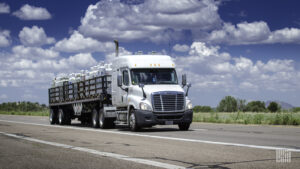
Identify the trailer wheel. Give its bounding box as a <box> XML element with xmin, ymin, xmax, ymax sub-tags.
<box><xmin>129</xmin><ymin>110</ymin><xmax>140</xmax><ymax>132</ymax></box>
<box><xmin>58</xmin><ymin>109</ymin><xmax>65</xmax><ymax>125</ymax></box>
<box><xmin>99</xmin><ymin>108</ymin><xmax>107</xmax><ymax>129</ymax></box>
<box><xmin>178</xmin><ymin>123</ymin><xmax>190</xmax><ymax>131</ymax></box>
<box><xmin>49</xmin><ymin>109</ymin><xmax>57</xmax><ymax>125</ymax></box>
<box><xmin>92</xmin><ymin>109</ymin><xmax>99</xmax><ymax>128</ymax></box>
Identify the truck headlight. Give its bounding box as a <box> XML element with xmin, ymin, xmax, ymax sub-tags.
<box><xmin>140</xmin><ymin>102</ymin><xmax>151</xmax><ymax>111</ymax></box>
<box><xmin>187</xmin><ymin>102</ymin><xmax>193</xmax><ymax>110</ymax></box>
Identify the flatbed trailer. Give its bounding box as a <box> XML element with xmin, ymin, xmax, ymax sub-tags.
<box><xmin>48</xmin><ymin>75</ymin><xmax>115</xmax><ymax>126</ymax></box>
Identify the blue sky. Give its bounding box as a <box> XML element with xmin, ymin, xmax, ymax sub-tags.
<box><xmin>0</xmin><ymin>0</ymin><xmax>300</xmax><ymax>107</ymax></box>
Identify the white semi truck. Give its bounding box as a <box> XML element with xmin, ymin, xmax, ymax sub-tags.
<box><xmin>48</xmin><ymin>41</ymin><xmax>193</xmax><ymax>131</ymax></box>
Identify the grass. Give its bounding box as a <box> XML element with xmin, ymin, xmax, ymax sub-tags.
<box><xmin>0</xmin><ymin>110</ymin><xmax>49</xmax><ymax>116</ymax></box>
<box><xmin>1</xmin><ymin>110</ymin><xmax>300</xmax><ymax>126</ymax></box>
<box><xmin>193</xmin><ymin>112</ymin><xmax>300</xmax><ymax>125</ymax></box>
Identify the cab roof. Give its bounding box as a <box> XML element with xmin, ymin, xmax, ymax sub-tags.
<box><xmin>112</xmin><ymin>55</ymin><xmax>176</xmax><ymax>69</ymax></box>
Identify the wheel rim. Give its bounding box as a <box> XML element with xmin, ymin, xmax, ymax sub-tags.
<box><xmin>130</xmin><ymin>113</ymin><xmax>135</xmax><ymax>129</ymax></box>
<box><xmin>49</xmin><ymin>111</ymin><xmax>53</xmax><ymax>122</ymax></box>
<box><xmin>93</xmin><ymin>113</ymin><xmax>96</xmax><ymax>126</ymax></box>
<box><xmin>59</xmin><ymin>111</ymin><xmax>62</xmax><ymax>124</ymax></box>
<box><xmin>99</xmin><ymin>113</ymin><xmax>103</xmax><ymax>127</ymax></box>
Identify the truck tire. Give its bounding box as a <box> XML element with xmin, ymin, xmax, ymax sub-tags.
<box><xmin>99</xmin><ymin>108</ymin><xmax>107</xmax><ymax>129</ymax></box>
<box><xmin>129</xmin><ymin>110</ymin><xmax>140</xmax><ymax>132</ymax></box>
<box><xmin>49</xmin><ymin>109</ymin><xmax>57</xmax><ymax>125</ymax></box>
<box><xmin>58</xmin><ymin>109</ymin><xmax>65</xmax><ymax>125</ymax></box>
<box><xmin>92</xmin><ymin>109</ymin><xmax>99</xmax><ymax>128</ymax></box>
<box><xmin>178</xmin><ymin>123</ymin><xmax>190</xmax><ymax>131</ymax></box>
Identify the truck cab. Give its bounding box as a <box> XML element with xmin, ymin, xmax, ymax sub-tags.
<box><xmin>111</xmin><ymin>55</ymin><xmax>193</xmax><ymax>131</ymax></box>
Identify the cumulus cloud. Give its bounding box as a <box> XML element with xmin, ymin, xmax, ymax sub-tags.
<box><xmin>13</xmin><ymin>4</ymin><xmax>51</xmax><ymax>20</ymax></box>
<box><xmin>0</xmin><ymin>41</ymin><xmax>100</xmax><ymax>87</ymax></box>
<box><xmin>0</xmin><ymin>30</ymin><xmax>11</xmax><ymax>47</ymax></box>
<box><xmin>19</xmin><ymin>26</ymin><xmax>55</xmax><ymax>46</ymax></box>
<box><xmin>176</xmin><ymin>42</ymin><xmax>300</xmax><ymax>92</ymax></box>
<box><xmin>54</xmin><ymin>31</ymin><xmax>114</xmax><ymax>53</ymax></box>
<box><xmin>205</xmin><ymin>21</ymin><xmax>300</xmax><ymax>45</ymax></box>
<box><xmin>0</xmin><ymin>94</ymin><xmax>8</xmax><ymax>99</ymax></box>
<box><xmin>79</xmin><ymin>0</ymin><xmax>221</xmax><ymax>43</ymax></box>
<box><xmin>0</xmin><ymin>3</ymin><xmax>10</xmax><ymax>13</ymax></box>
<box><xmin>173</xmin><ymin>44</ymin><xmax>189</xmax><ymax>52</ymax></box>
<box><xmin>12</xmin><ymin>45</ymin><xmax>59</xmax><ymax>59</ymax></box>
<box><xmin>64</xmin><ymin>53</ymin><xmax>97</xmax><ymax>68</ymax></box>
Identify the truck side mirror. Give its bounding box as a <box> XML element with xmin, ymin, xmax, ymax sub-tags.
<box><xmin>139</xmin><ymin>83</ymin><xmax>144</xmax><ymax>88</ymax></box>
<box><xmin>117</xmin><ymin>75</ymin><xmax>122</xmax><ymax>87</ymax></box>
<box><xmin>139</xmin><ymin>83</ymin><xmax>146</xmax><ymax>98</ymax></box>
<box><xmin>186</xmin><ymin>83</ymin><xmax>192</xmax><ymax>96</ymax></box>
<box><xmin>182</xmin><ymin>74</ymin><xmax>187</xmax><ymax>87</ymax></box>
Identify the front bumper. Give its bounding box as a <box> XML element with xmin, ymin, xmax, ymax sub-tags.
<box><xmin>135</xmin><ymin>109</ymin><xmax>193</xmax><ymax>127</ymax></box>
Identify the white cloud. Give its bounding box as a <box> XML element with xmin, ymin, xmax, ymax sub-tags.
<box><xmin>173</xmin><ymin>44</ymin><xmax>189</xmax><ymax>52</ymax></box>
<box><xmin>19</xmin><ymin>26</ymin><xmax>55</xmax><ymax>46</ymax></box>
<box><xmin>205</xmin><ymin>21</ymin><xmax>300</xmax><ymax>45</ymax></box>
<box><xmin>79</xmin><ymin>0</ymin><xmax>221</xmax><ymax>43</ymax></box>
<box><xmin>54</xmin><ymin>31</ymin><xmax>114</xmax><ymax>53</ymax></box>
<box><xmin>0</xmin><ymin>30</ymin><xmax>11</xmax><ymax>47</ymax></box>
<box><xmin>0</xmin><ymin>94</ymin><xmax>8</xmax><ymax>99</ymax></box>
<box><xmin>13</xmin><ymin>4</ymin><xmax>51</xmax><ymax>20</ymax></box>
<box><xmin>65</xmin><ymin>53</ymin><xmax>97</xmax><ymax>68</ymax></box>
<box><xmin>176</xmin><ymin>42</ymin><xmax>300</xmax><ymax>93</ymax></box>
<box><xmin>0</xmin><ymin>3</ymin><xmax>10</xmax><ymax>13</ymax></box>
<box><xmin>105</xmin><ymin>46</ymin><xmax>132</xmax><ymax>62</ymax></box>
<box><xmin>12</xmin><ymin>45</ymin><xmax>59</xmax><ymax>59</ymax></box>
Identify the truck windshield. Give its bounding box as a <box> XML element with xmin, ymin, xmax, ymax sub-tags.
<box><xmin>131</xmin><ymin>68</ymin><xmax>178</xmax><ymax>85</ymax></box>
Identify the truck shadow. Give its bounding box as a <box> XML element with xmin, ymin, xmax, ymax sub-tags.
<box><xmin>69</xmin><ymin>121</ymin><xmax>194</xmax><ymax>133</ymax></box>
<box><xmin>117</xmin><ymin>127</ymin><xmax>181</xmax><ymax>132</ymax></box>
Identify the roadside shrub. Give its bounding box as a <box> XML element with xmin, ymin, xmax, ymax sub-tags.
<box><xmin>193</xmin><ymin>105</ymin><xmax>213</xmax><ymax>112</ymax></box>
<box><xmin>293</xmin><ymin>107</ymin><xmax>300</xmax><ymax>113</ymax></box>
<box><xmin>246</xmin><ymin>101</ymin><xmax>266</xmax><ymax>112</ymax></box>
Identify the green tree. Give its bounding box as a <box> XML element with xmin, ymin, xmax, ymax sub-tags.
<box><xmin>246</xmin><ymin>101</ymin><xmax>266</xmax><ymax>112</ymax></box>
<box><xmin>217</xmin><ymin>96</ymin><xmax>237</xmax><ymax>112</ymax></box>
<box><xmin>267</xmin><ymin>102</ymin><xmax>280</xmax><ymax>112</ymax></box>
<box><xmin>193</xmin><ymin>105</ymin><xmax>213</xmax><ymax>112</ymax></box>
<box><xmin>237</xmin><ymin>99</ymin><xmax>247</xmax><ymax>112</ymax></box>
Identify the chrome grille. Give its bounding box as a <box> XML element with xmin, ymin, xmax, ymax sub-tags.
<box><xmin>152</xmin><ymin>92</ymin><xmax>185</xmax><ymax>112</ymax></box>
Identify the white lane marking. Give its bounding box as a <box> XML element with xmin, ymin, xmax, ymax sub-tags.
<box><xmin>0</xmin><ymin>131</ymin><xmax>184</xmax><ymax>169</ymax></box>
<box><xmin>1</xmin><ymin>119</ymin><xmax>300</xmax><ymax>152</ymax></box>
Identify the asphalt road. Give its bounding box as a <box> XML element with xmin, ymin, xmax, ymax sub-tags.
<box><xmin>0</xmin><ymin>115</ymin><xmax>299</xmax><ymax>169</ymax></box>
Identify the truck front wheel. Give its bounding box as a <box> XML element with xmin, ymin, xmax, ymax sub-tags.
<box><xmin>178</xmin><ymin>123</ymin><xmax>190</xmax><ymax>131</ymax></box>
<box><xmin>129</xmin><ymin>110</ymin><xmax>140</xmax><ymax>132</ymax></box>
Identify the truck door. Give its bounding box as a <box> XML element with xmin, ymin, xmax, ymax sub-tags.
<box><xmin>113</xmin><ymin>68</ymin><xmax>129</xmax><ymax>107</ymax></box>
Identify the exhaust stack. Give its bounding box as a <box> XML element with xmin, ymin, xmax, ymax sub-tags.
<box><xmin>114</xmin><ymin>40</ymin><xmax>119</xmax><ymax>57</ymax></box>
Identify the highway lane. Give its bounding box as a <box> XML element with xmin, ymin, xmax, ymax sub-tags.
<box><xmin>0</xmin><ymin>115</ymin><xmax>300</xmax><ymax>168</ymax></box>
<box><xmin>1</xmin><ymin>115</ymin><xmax>300</xmax><ymax>149</ymax></box>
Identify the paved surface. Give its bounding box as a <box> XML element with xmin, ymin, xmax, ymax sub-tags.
<box><xmin>0</xmin><ymin>115</ymin><xmax>299</xmax><ymax>169</ymax></box>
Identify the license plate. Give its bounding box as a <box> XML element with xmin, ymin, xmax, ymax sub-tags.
<box><xmin>165</xmin><ymin>121</ymin><xmax>173</xmax><ymax>125</ymax></box>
